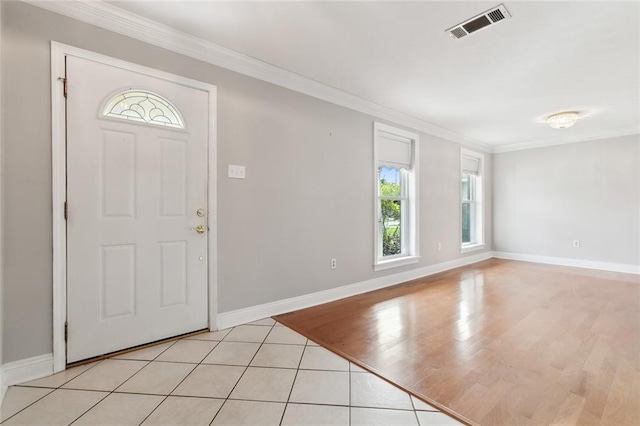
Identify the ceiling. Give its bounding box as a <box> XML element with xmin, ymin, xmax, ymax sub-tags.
<box><xmin>103</xmin><ymin>1</ymin><xmax>639</xmax><ymax>149</ymax></box>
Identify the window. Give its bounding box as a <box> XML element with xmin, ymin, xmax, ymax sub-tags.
<box><xmin>374</xmin><ymin>123</ymin><xmax>419</xmax><ymax>271</ymax></box>
<box><xmin>102</xmin><ymin>89</ymin><xmax>185</xmax><ymax>129</ymax></box>
<box><xmin>379</xmin><ymin>166</ymin><xmax>405</xmax><ymax>257</ymax></box>
<box><xmin>461</xmin><ymin>149</ymin><xmax>484</xmax><ymax>251</ymax></box>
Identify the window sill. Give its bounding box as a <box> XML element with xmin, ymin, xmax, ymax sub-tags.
<box><xmin>374</xmin><ymin>256</ymin><xmax>421</xmax><ymax>272</ymax></box>
<box><xmin>461</xmin><ymin>244</ymin><xmax>485</xmax><ymax>254</ymax></box>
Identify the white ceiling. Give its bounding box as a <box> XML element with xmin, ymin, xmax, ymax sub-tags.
<box><xmin>106</xmin><ymin>0</ymin><xmax>639</xmax><ymax>149</ymax></box>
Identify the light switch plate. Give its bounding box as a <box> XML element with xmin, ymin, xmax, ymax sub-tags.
<box><xmin>228</xmin><ymin>165</ymin><xmax>246</xmax><ymax>179</ymax></box>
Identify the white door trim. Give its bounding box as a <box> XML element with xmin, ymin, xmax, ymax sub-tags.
<box><xmin>51</xmin><ymin>42</ymin><xmax>218</xmax><ymax>373</ymax></box>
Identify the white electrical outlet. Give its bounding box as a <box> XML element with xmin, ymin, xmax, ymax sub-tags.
<box><xmin>228</xmin><ymin>165</ymin><xmax>246</xmax><ymax>179</ymax></box>
<box><xmin>573</xmin><ymin>240</ymin><xmax>580</xmax><ymax>248</ymax></box>
<box><xmin>331</xmin><ymin>258</ymin><xmax>337</xmax><ymax>269</ymax></box>
<box><xmin>438</xmin><ymin>242</ymin><xmax>442</xmax><ymax>251</ymax></box>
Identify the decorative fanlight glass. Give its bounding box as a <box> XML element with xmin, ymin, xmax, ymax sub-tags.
<box><xmin>102</xmin><ymin>90</ymin><xmax>185</xmax><ymax>129</ymax></box>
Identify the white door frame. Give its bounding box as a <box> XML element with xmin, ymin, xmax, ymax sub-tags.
<box><xmin>51</xmin><ymin>42</ymin><xmax>218</xmax><ymax>373</ymax></box>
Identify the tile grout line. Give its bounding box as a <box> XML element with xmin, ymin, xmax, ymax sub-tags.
<box><xmin>209</xmin><ymin>322</ymin><xmax>279</xmax><ymax>426</ymax></box>
<box><xmin>349</xmin><ymin>362</ymin><xmax>353</xmax><ymax>426</ymax></box>
<box><xmin>68</xmin><ymin>339</ymin><xmax>183</xmax><ymax>425</ymax></box>
<box><xmin>136</xmin><ymin>338</ymin><xmax>222</xmax><ymax>425</ymax></box>
<box><xmin>410</xmin><ymin>392</ymin><xmax>421</xmax><ymax>426</ymax></box>
<box><xmin>4</xmin><ymin>322</ymin><xmax>435</xmax><ymax>425</ymax></box>
<box><xmin>0</xmin><ymin>387</ymin><xmax>55</xmax><ymax>424</ymax></box>
<box><xmin>277</xmin><ymin>330</ymin><xmax>309</xmax><ymax>426</ymax></box>
<box><xmin>67</xmin><ymin>380</ymin><xmax>135</xmax><ymax>425</ymax></box>
<box><xmin>1</xmin><ymin>356</ymin><xmax>111</xmax><ymax>424</ymax></box>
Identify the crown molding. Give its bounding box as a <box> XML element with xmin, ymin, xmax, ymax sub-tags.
<box><xmin>25</xmin><ymin>0</ymin><xmax>491</xmax><ymax>152</ymax></box>
<box><xmin>492</xmin><ymin>128</ymin><xmax>640</xmax><ymax>153</ymax></box>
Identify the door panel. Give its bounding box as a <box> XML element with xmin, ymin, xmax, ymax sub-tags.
<box><xmin>66</xmin><ymin>56</ymin><xmax>210</xmax><ymax>363</ymax></box>
<box><xmin>100</xmin><ymin>244</ymin><xmax>136</xmax><ymax>319</ymax></box>
<box><xmin>101</xmin><ymin>130</ymin><xmax>136</xmax><ymax>217</ymax></box>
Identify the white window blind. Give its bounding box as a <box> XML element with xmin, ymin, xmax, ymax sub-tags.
<box><xmin>377</xmin><ymin>133</ymin><xmax>413</xmax><ymax>170</ymax></box>
<box><xmin>461</xmin><ymin>155</ymin><xmax>480</xmax><ymax>175</ymax></box>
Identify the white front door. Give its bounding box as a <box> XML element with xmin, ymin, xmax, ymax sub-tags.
<box><xmin>66</xmin><ymin>56</ymin><xmax>210</xmax><ymax>363</ymax></box>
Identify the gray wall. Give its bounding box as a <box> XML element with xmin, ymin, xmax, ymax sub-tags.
<box><xmin>0</xmin><ymin>0</ymin><xmax>4</xmax><ymax>378</ymax></box>
<box><xmin>493</xmin><ymin>134</ymin><xmax>639</xmax><ymax>265</ymax></box>
<box><xmin>1</xmin><ymin>1</ymin><xmax>492</xmax><ymax>363</ymax></box>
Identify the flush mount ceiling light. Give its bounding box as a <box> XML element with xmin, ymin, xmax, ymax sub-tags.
<box><xmin>547</xmin><ymin>111</ymin><xmax>579</xmax><ymax>129</ymax></box>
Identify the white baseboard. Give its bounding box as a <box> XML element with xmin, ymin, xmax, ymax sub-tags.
<box><xmin>2</xmin><ymin>353</ymin><xmax>53</xmax><ymax>388</ymax></box>
<box><xmin>492</xmin><ymin>251</ymin><xmax>640</xmax><ymax>275</ymax></box>
<box><xmin>0</xmin><ymin>250</ymin><xmax>633</xmax><ymax>409</ymax></box>
<box><xmin>217</xmin><ymin>250</ymin><xmax>639</xmax><ymax>329</ymax></box>
<box><xmin>216</xmin><ymin>251</ymin><xmax>493</xmax><ymax>329</ymax></box>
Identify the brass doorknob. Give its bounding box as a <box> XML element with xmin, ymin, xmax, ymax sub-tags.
<box><xmin>195</xmin><ymin>225</ymin><xmax>206</xmax><ymax>234</ymax></box>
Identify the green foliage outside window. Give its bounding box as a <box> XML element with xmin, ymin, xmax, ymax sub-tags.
<box><xmin>461</xmin><ymin>173</ymin><xmax>473</xmax><ymax>244</ymax></box>
<box><xmin>380</xmin><ymin>179</ymin><xmax>401</xmax><ymax>256</ymax></box>
<box><xmin>461</xmin><ymin>203</ymin><xmax>471</xmax><ymax>243</ymax></box>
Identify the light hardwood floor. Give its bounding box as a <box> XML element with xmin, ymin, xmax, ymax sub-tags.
<box><xmin>275</xmin><ymin>259</ymin><xmax>640</xmax><ymax>425</ymax></box>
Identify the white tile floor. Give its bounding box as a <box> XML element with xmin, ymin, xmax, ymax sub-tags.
<box><xmin>0</xmin><ymin>319</ymin><xmax>462</xmax><ymax>425</ymax></box>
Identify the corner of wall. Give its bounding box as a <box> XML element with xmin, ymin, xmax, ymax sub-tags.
<box><xmin>1</xmin><ymin>354</ymin><xmax>53</xmax><ymax>389</ymax></box>
<box><xmin>0</xmin><ymin>0</ymin><xmax>6</xmax><ymax>407</ymax></box>
<box><xmin>493</xmin><ymin>251</ymin><xmax>640</xmax><ymax>275</ymax></box>
<box><xmin>637</xmin><ymin>135</ymin><xmax>640</xmax><ymax>269</ymax></box>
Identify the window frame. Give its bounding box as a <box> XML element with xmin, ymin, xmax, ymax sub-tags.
<box><xmin>460</xmin><ymin>148</ymin><xmax>485</xmax><ymax>253</ymax></box>
<box><xmin>373</xmin><ymin>122</ymin><xmax>420</xmax><ymax>271</ymax></box>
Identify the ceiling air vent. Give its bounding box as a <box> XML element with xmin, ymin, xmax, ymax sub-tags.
<box><xmin>446</xmin><ymin>4</ymin><xmax>511</xmax><ymax>39</ymax></box>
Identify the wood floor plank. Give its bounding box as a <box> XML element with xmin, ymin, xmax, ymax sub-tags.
<box><xmin>549</xmin><ymin>392</ymin><xmax>585</xmax><ymax>426</ymax></box>
<box><xmin>274</xmin><ymin>259</ymin><xmax>640</xmax><ymax>425</ymax></box>
<box><xmin>623</xmin><ymin>371</ymin><xmax>640</xmax><ymax>425</ymax></box>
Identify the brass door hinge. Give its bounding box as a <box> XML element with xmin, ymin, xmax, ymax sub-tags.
<box><xmin>62</xmin><ymin>78</ymin><xmax>67</xmax><ymax>98</ymax></box>
<box><xmin>64</xmin><ymin>322</ymin><xmax>68</xmax><ymax>342</ymax></box>
<box><xmin>64</xmin><ymin>201</ymin><xmax>68</xmax><ymax>220</ymax></box>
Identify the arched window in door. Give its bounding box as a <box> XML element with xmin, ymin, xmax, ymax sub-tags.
<box><xmin>102</xmin><ymin>89</ymin><xmax>185</xmax><ymax>129</ymax></box>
